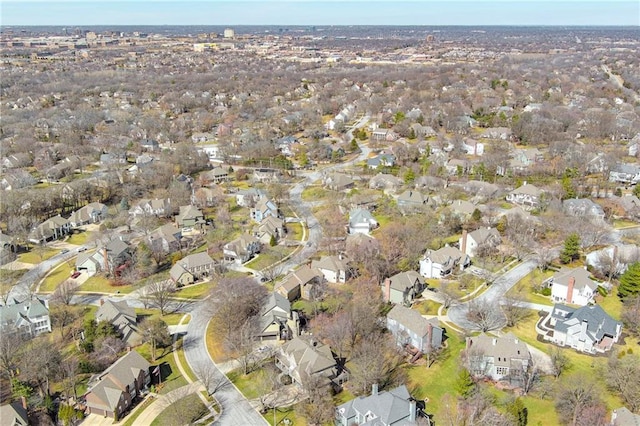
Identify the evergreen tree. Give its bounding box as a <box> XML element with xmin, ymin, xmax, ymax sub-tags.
<box><xmin>507</xmin><ymin>398</ymin><xmax>528</xmax><ymax>426</ymax></box>
<box><xmin>633</xmin><ymin>184</ymin><xmax>640</xmax><ymax>198</ymax></box>
<box><xmin>454</xmin><ymin>368</ymin><xmax>475</xmax><ymax>399</ymax></box>
<box><xmin>560</xmin><ymin>233</ymin><xmax>580</xmax><ymax>264</ymax></box>
<box><xmin>404</xmin><ymin>168</ymin><xmax>415</xmax><ymax>184</ymax></box>
<box><xmin>619</xmin><ymin>262</ymin><xmax>640</xmax><ymax>298</ymax></box>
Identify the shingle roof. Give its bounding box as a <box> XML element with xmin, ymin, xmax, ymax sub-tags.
<box><xmin>552</xmin><ymin>268</ymin><xmax>597</xmax><ymax>292</ymax></box>
<box><xmin>387</xmin><ymin>305</ymin><xmax>440</xmax><ymax>338</ymax></box>
<box><xmin>466</xmin><ymin>333</ymin><xmax>530</xmax><ymax>367</ymax></box>
<box><xmin>387</xmin><ymin>271</ymin><xmax>424</xmax><ymax>292</ymax></box>
<box><xmin>337</xmin><ymin>385</ymin><xmax>414</xmax><ymax>425</ymax></box>
<box><xmin>552</xmin><ymin>304</ymin><xmax>621</xmax><ymax>342</ymax></box>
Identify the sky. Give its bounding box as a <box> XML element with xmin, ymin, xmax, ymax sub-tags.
<box><xmin>1</xmin><ymin>1</ymin><xmax>639</xmax><ymax>26</ymax></box>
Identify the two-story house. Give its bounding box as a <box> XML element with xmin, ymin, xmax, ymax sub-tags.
<box><xmin>348</xmin><ymin>208</ymin><xmax>379</xmax><ymax>235</ymax></box>
<box><xmin>382</xmin><ymin>271</ymin><xmax>425</xmax><ymax>306</ymax></box>
<box><xmin>129</xmin><ymin>198</ymin><xmax>172</xmax><ymax>218</ymax></box>
<box><xmin>250</xmin><ymin>198</ymin><xmax>279</xmax><ymax>223</ymax></box>
<box><xmin>465</xmin><ymin>333</ymin><xmax>531</xmax><ymax>383</ymax></box>
<box><xmin>563</xmin><ymin>198</ymin><xmax>606</xmax><ymax>221</ymax></box>
<box><xmin>68</xmin><ymin>202</ymin><xmax>109</xmax><ymax>227</ymax></box>
<box><xmin>257</xmin><ymin>293</ymin><xmax>298</xmax><ymax>341</ymax></box>
<box><xmin>0</xmin><ymin>298</ymin><xmax>51</xmax><ymax>338</ymax></box>
<box><xmin>459</xmin><ymin>228</ymin><xmax>501</xmax><ymax>258</ymax></box>
<box><xmin>276</xmin><ymin>336</ymin><xmax>342</xmax><ymax>388</ymax></box>
<box><xmin>609</xmin><ymin>163</ymin><xmax>640</xmax><ymax>185</ymax></box>
<box><xmin>223</xmin><ymin>234</ymin><xmax>260</xmax><ymax>264</ymax></box>
<box><xmin>175</xmin><ymin>205</ymin><xmax>205</xmax><ymax>234</ymax></box>
<box><xmin>96</xmin><ymin>300</ymin><xmax>139</xmax><ymax>344</ymax></box>
<box><xmin>419</xmin><ymin>245</ymin><xmax>470</xmax><ymax>279</ymax></box>
<box><xmin>505</xmin><ymin>183</ymin><xmax>543</xmax><ymax>211</ymax></box>
<box><xmin>386</xmin><ymin>305</ymin><xmax>443</xmax><ymax>353</ymax></box>
<box><xmin>311</xmin><ymin>255</ymin><xmax>350</xmax><ymax>284</ymax></box>
<box><xmin>276</xmin><ymin>265</ymin><xmax>325</xmax><ymax>302</ymax></box>
<box><xmin>253</xmin><ymin>215</ymin><xmax>286</xmax><ymax>245</ymax></box>
<box><xmin>147</xmin><ymin>223</ymin><xmax>182</xmax><ymax>254</ymax></box>
<box><xmin>336</xmin><ymin>384</ymin><xmax>418</xmax><ymax>426</ymax></box>
<box><xmin>83</xmin><ymin>351</ymin><xmax>151</xmax><ymax>420</ymax></box>
<box><xmin>548</xmin><ymin>267</ymin><xmax>598</xmax><ymax>306</ymax></box>
<box><xmin>28</xmin><ymin>215</ymin><xmax>71</xmax><ymax>243</ymax></box>
<box><xmin>169</xmin><ymin>252</ymin><xmax>216</xmax><ymax>285</ymax></box>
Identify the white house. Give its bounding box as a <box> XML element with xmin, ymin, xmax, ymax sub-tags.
<box><xmin>0</xmin><ymin>298</ymin><xmax>51</xmax><ymax>338</ymax></box>
<box><xmin>548</xmin><ymin>267</ymin><xmax>598</xmax><ymax>306</ymax></box>
<box><xmin>462</xmin><ymin>138</ymin><xmax>484</xmax><ymax>156</ymax></box>
<box><xmin>505</xmin><ymin>183</ymin><xmax>543</xmax><ymax>210</ymax></box>
<box><xmin>419</xmin><ymin>246</ymin><xmax>470</xmax><ymax>278</ymax></box>
<box><xmin>348</xmin><ymin>209</ymin><xmax>378</xmax><ymax>235</ymax></box>
<box><xmin>459</xmin><ymin>228</ymin><xmax>501</xmax><ymax>258</ymax></box>
<box><xmin>311</xmin><ymin>255</ymin><xmax>350</xmax><ymax>284</ymax></box>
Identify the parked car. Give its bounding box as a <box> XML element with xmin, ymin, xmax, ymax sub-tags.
<box><xmin>70</xmin><ymin>271</ymin><xmax>81</xmax><ymax>279</ymax></box>
<box><xmin>60</xmin><ymin>249</ymin><xmax>69</xmax><ymax>254</ymax></box>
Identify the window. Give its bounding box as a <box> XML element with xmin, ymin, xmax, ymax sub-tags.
<box><xmin>496</xmin><ymin>367</ymin><xmax>508</xmax><ymax>376</ymax></box>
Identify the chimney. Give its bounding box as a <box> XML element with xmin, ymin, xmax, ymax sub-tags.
<box><xmin>461</xmin><ymin>229</ymin><xmax>468</xmax><ymax>255</ymax></box>
<box><xmin>492</xmin><ymin>338</ymin><xmax>497</xmax><ymax>346</ymax></box>
<box><xmin>21</xmin><ymin>396</ymin><xmax>27</xmax><ymax>410</ymax></box>
<box><xmin>384</xmin><ymin>279</ymin><xmax>391</xmax><ymax>303</ymax></box>
<box><xmin>99</xmin><ymin>299</ymin><xmax>104</xmax><ymax>306</ymax></box>
<box><xmin>103</xmin><ymin>247</ymin><xmax>109</xmax><ymax>270</ymax></box>
<box><xmin>426</xmin><ymin>322</ymin><xmax>433</xmax><ymax>352</ymax></box>
<box><xmin>372</xmin><ymin>383</ymin><xmax>378</xmax><ymax>396</ymax></box>
<box><xmin>567</xmin><ymin>276</ymin><xmax>575</xmax><ymax>304</ymax></box>
<box><xmin>581</xmin><ymin>319</ymin><xmax>588</xmax><ymax>335</ymax></box>
<box><xmin>409</xmin><ymin>399</ymin><xmax>417</xmax><ymax>422</ymax></box>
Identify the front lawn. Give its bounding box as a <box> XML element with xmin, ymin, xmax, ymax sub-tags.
<box><xmin>40</xmin><ymin>263</ymin><xmax>74</xmax><ymax>292</ymax></box>
<box><xmin>135</xmin><ymin>309</ymin><xmax>186</xmax><ymax>326</ymax></box>
<box><xmin>206</xmin><ymin>319</ymin><xmax>231</xmax><ymax>363</ymax></box>
<box><xmin>287</xmin><ymin>222</ymin><xmax>304</xmax><ymax>241</ymax></box>
<box><xmin>18</xmin><ymin>247</ymin><xmax>59</xmax><ymax>264</ymax></box>
<box><xmin>66</xmin><ymin>231</ymin><xmax>89</xmax><ymax>246</ymax></box>
<box><xmin>507</xmin><ymin>268</ymin><xmax>554</xmax><ymax>306</ymax></box>
<box><xmin>412</xmin><ymin>300</ymin><xmax>440</xmax><ymax>315</ymax></box>
<box><xmin>227</xmin><ymin>367</ymin><xmax>264</xmax><ymax>400</ymax></box>
<box><xmin>137</xmin><ymin>342</ymin><xmax>188</xmax><ymax>395</ymax></box>
<box><xmin>174</xmin><ymin>282</ymin><xmax>211</xmax><ymax>299</ymax></box>
<box><xmin>301</xmin><ymin>186</ymin><xmax>330</xmax><ymax>201</ymax></box>
<box><xmin>78</xmin><ymin>275</ymin><xmax>137</xmax><ymax>294</ymax></box>
<box><xmin>244</xmin><ymin>246</ymin><xmax>294</xmax><ymax>271</ymax></box>
<box><xmin>150</xmin><ymin>393</ymin><xmax>208</xmax><ymax>426</ymax></box>
<box><xmin>594</xmin><ymin>286</ymin><xmax>623</xmax><ymax>320</ymax></box>
<box><xmin>265</xmin><ymin>405</ymin><xmax>307</xmax><ymax>426</ymax></box>
<box><xmin>120</xmin><ymin>396</ymin><xmax>156</xmax><ymax>426</ymax></box>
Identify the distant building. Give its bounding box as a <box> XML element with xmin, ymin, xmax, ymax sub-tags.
<box><xmin>0</xmin><ymin>298</ymin><xmax>51</xmax><ymax>338</ymax></box>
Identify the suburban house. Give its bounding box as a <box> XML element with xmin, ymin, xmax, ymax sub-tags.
<box><xmin>96</xmin><ymin>300</ymin><xmax>139</xmax><ymax>344</ymax></box>
<box><xmin>68</xmin><ymin>202</ymin><xmax>109</xmax><ymax>227</ymax></box>
<box><xmin>586</xmin><ymin>244</ymin><xmax>640</xmax><ymax>278</ymax></box>
<box><xmin>419</xmin><ymin>246</ymin><xmax>470</xmax><ymax>278</ymax></box>
<box><xmin>253</xmin><ymin>168</ymin><xmax>280</xmax><ymax>183</ymax></box>
<box><xmin>543</xmin><ymin>304</ymin><xmax>622</xmax><ymax>354</ymax></box>
<box><xmin>382</xmin><ymin>271</ymin><xmax>426</xmax><ymax>305</ymax></box>
<box><xmin>0</xmin><ymin>401</ymin><xmax>29</xmax><ymax>426</ymax></box>
<box><xmin>147</xmin><ymin>223</ymin><xmax>182</xmax><ymax>254</ymax></box>
<box><xmin>368</xmin><ymin>173</ymin><xmax>403</xmax><ymax>192</ymax></box>
<box><xmin>311</xmin><ymin>255</ymin><xmax>350</xmax><ymax>284</ymax></box>
<box><xmin>505</xmin><ymin>183</ymin><xmax>543</xmax><ymax>210</ymax></box>
<box><xmin>169</xmin><ymin>252</ymin><xmax>216</xmax><ymax>285</ymax></box>
<box><xmin>336</xmin><ymin>384</ymin><xmax>418</xmax><ymax>426</ymax></box>
<box><xmin>449</xmin><ymin>199</ymin><xmax>477</xmax><ymax>218</ymax></box>
<box><xmin>445</xmin><ymin>159</ymin><xmax>469</xmax><ymax>176</ymax></box>
<box><xmin>76</xmin><ymin>238</ymin><xmax>132</xmax><ymax>277</ymax></box>
<box><xmin>251</xmin><ymin>198</ymin><xmax>279</xmax><ymax>223</ymax></box>
<box><xmin>459</xmin><ymin>228</ymin><xmax>501</xmax><ymax>258</ymax></box>
<box><xmin>548</xmin><ymin>267</ymin><xmax>598</xmax><ymax>306</ymax></box>
<box><xmin>481</xmin><ymin>127</ymin><xmax>512</xmax><ymax>140</ymax></box>
<box><xmin>28</xmin><ymin>215</ymin><xmax>71</xmax><ymax>243</ymax></box>
<box><xmin>0</xmin><ymin>298</ymin><xmax>51</xmax><ymax>338</ymax></box>
<box><xmin>611</xmin><ymin>407</ymin><xmax>640</xmax><ymax>426</ymax></box>
<box><xmin>206</xmin><ymin>166</ymin><xmax>232</xmax><ymax>183</ymax></box>
<box><xmin>323</xmin><ymin>173</ymin><xmax>355</xmax><ymax>191</ymax></box>
<box><xmin>275</xmin><ymin>265</ymin><xmax>325</xmax><ymax>302</ymax></box>
<box><xmin>609</xmin><ymin>163</ymin><xmax>640</xmax><ymax>184</ymax></box>
<box><xmin>257</xmin><ymin>293</ymin><xmax>298</xmax><ymax>341</ymax></box>
<box><xmin>348</xmin><ymin>208</ymin><xmax>379</xmax><ymax>235</ymax></box>
<box><xmin>276</xmin><ymin>336</ymin><xmax>343</xmax><ymax>388</ymax></box>
<box><xmin>396</xmin><ymin>190</ymin><xmax>435</xmax><ymax>211</ymax></box>
<box><xmin>462</xmin><ymin>138</ymin><xmax>484</xmax><ymax>156</ymax></box>
<box><xmin>371</xmin><ymin>128</ymin><xmax>398</xmax><ymax>142</ymax></box>
<box><xmin>223</xmin><ymin>233</ymin><xmax>260</xmax><ymax>264</ymax></box>
<box><xmin>563</xmin><ymin>198</ymin><xmax>606</xmax><ymax>221</ymax></box>
<box><xmin>0</xmin><ymin>169</ymin><xmax>37</xmax><ymax>191</ymax></box>
<box><xmin>614</xmin><ymin>195</ymin><xmax>640</xmax><ymax>219</ymax></box>
<box><xmin>367</xmin><ymin>153</ymin><xmax>396</xmax><ymax>169</ymax></box>
<box><xmin>83</xmin><ymin>351</ymin><xmax>151</xmax><ymax>420</ymax></box>
<box><xmin>253</xmin><ymin>215</ymin><xmax>286</xmax><ymax>245</ymax></box>
<box><xmin>386</xmin><ymin>305</ymin><xmax>443</xmax><ymax>353</ymax></box>
<box><xmin>2</xmin><ymin>153</ymin><xmax>32</xmax><ymax>169</ymax></box>
<box><xmin>465</xmin><ymin>333</ymin><xmax>531</xmax><ymax>383</ymax></box>
<box><xmin>235</xmin><ymin>188</ymin><xmax>266</xmax><ymax>208</ymax></box>
<box><xmin>175</xmin><ymin>205</ymin><xmax>205</xmax><ymax>233</ymax></box>
<box><xmin>129</xmin><ymin>198</ymin><xmax>172</xmax><ymax>218</ymax></box>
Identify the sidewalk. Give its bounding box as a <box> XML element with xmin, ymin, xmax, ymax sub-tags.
<box><xmin>133</xmin><ymin>382</ymin><xmax>205</xmax><ymax>425</ymax></box>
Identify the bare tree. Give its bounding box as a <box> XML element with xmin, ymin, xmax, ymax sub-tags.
<box><xmin>224</xmin><ymin>316</ymin><xmax>259</xmax><ymax>375</ymax></box>
<box><xmin>260</xmin><ymin>262</ymin><xmax>285</xmax><ymax>284</ymax></box>
<box><xmin>440</xmin><ymin>281</ymin><xmax>461</xmax><ymax>309</ymax></box>
<box><xmin>139</xmin><ymin>317</ymin><xmax>171</xmax><ymax>362</ymax></box>
<box><xmin>51</xmin><ymin>279</ymin><xmax>77</xmax><ymax>305</ymax></box>
<box><xmin>555</xmin><ymin>374</ymin><xmax>607</xmax><ymax>426</ymax></box>
<box><xmin>145</xmin><ymin>279</ymin><xmax>177</xmax><ymax>315</ymax></box>
<box><xmin>466</xmin><ymin>298</ymin><xmax>505</xmax><ymax>332</ymax></box>
<box><xmin>193</xmin><ymin>362</ymin><xmax>231</xmax><ymax>396</ymax></box>
<box><xmin>520</xmin><ymin>354</ymin><xmax>544</xmax><ymax>395</ymax></box>
<box><xmin>550</xmin><ymin>346</ymin><xmax>570</xmax><ymax>379</ymax></box>
<box><xmin>501</xmin><ymin>291</ymin><xmax>530</xmax><ymax>328</ymax></box>
<box><xmin>606</xmin><ymin>352</ymin><xmax>640</xmax><ymax>412</ymax></box>
<box><xmin>49</xmin><ymin>304</ymin><xmax>81</xmax><ymax>339</ymax></box>
<box><xmin>295</xmin><ymin>375</ymin><xmax>336</xmax><ymax>426</ymax></box>
<box><xmin>348</xmin><ymin>333</ymin><xmax>406</xmax><ymax>395</ymax></box>
<box><xmin>621</xmin><ymin>295</ymin><xmax>640</xmax><ymax>337</ymax></box>
<box><xmin>535</xmin><ymin>245</ymin><xmax>555</xmax><ymax>272</ymax></box>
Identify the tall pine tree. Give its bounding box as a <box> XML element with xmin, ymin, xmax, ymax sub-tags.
<box><xmin>619</xmin><ymin>262</ymin><xmax>640</xmax><ymax>298</ymax></box>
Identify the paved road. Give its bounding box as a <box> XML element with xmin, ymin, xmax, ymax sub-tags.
<box><xmin>183</xmin><ymin>302</ymin><xmax>268</xmax><ymax>425</ymax></box>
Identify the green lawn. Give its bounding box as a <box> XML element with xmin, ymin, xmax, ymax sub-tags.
<box><xmin>227</xmin><ymin>368</ymin><xmax>264</xmax><ymax>399</ymax></box>
<box><xmin>265</xmin><ymin>405</ymin><xmax>307</xmax><ymax>426</ymax></box>
<box><xmin>245</xmin><ymin>247</ymin><xmax>294</xmax><ymax>271</ymax></box>
<box><xmin>135</xmin><ymin>309</ymin><xmax>186</xmax><ymax>326</ymax></box>
<box><xmin>595</xmin><ymin>287</ymin><xmax>623</xmax><ymax>320</ymax></box>
<box><xmin>137</xmin><ymin>343</ymin><xmax>188</xmax><ymax>395</ymax></box>
<box><xmin>78</xmin><ymin>275</ymin><xmax>136</xmax><ymax>294</ymax></box>
<box><xmin>18</xmin><ymin>247</ymin><xmax>59</xmax><ymax>264</ymax></box>
<box><xmin>287</xmin><ymin>222</ymin><xmax>304</xmax><ymax>241</ymax></box>
<box><xmin>175</xmin><ymin>336</ymin><xmax>196</xmax><ymax>382</ymax></box>
<box><xmin>66</xmin><ymin>231</ymin><xmax>89</xmax><ymax>246</ymax></box>
<box><xmin>40</xmin><ymin>262</ymin><xmax>73</xmax><ymax>292</ymax></box>
<box><xmin>613</xmin><ymin>218</ymin><xmax>639</xmax><ymax>229</ymax></box>
<box><xmin>486</xmin><ymin>383</ymin><xmax>560</xmax><ymax>426</ymax></box>
<box><xmin>412</xmin><ymin>300</ymin><xmax>440</xmax><ymax>315</ymax></box>
<box><xmin>206</xmin><ymin>319</ymin><xmax>230</xmax><ymax>363</ymax></box>
<box><xmin>174</xmin><ymin>282</ymin><xmax>211</xmax><ymax>299</ymax></box>
<box><xmin>507</xmin><ymin>268</ymin><xmax>554</xmax><ymax>306</ymax></box>
<box><xmin>150</xmin><ymin>393</ymin><xmax>208</xmax><ymax>426</ymax></box>
<box><xmin>301</xmin><ymin>186</ymin><xmax>330</xmax><ymax>201</ymax></box>
<box><xmin>374</xmin><ymin>214</ymin><xmax>393</xmax><ymax>227</ymax></box>
<box><xmin>405</xmin><ymin>329</ymin><xmax>466</xmax><ymax>421</ymax></box>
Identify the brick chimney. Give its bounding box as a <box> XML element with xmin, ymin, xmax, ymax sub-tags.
<box><xmin>461</xmin><ymin>229</ymin><xmax>468</xmax><ymax>255</ymax></box>
<box><xmin>21</xmin><ymin>396</ymin><xmax>27</xmax><ymax>410</ymax></box>
<box><xmin>426</xmin><ymin>322</ymin><xmax>433</xmax><ymax>352</ymax></box>
<box><xmin>566</xmin><ymin>276</ymin><xmax>575</xmax><ymax>304</ymax></box>
<box><xmin>384</xmin><ymin>279</ymin><xmax>391</xmax><ymax>302</ymax></box>
<box><xmin>99</xmin><ymin>298</ymin><xmax>104</xmax><ymax>306</ymax></box>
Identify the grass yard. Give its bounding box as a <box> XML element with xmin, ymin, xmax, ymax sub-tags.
<box><xmin>40</xmin><ymin>262</ymin><xmax>74</xmax><ymax>292</ymax></box>
<box><xmin>66</xmin><ymin>231</ymin><xmax>89</xmax><ymax>246</ymax></box>
<box><xmin>174</xmin><ymin>282</ymin><xmax>211</xmax><ymax>299</ymax></box>
<box><xmin>137</xmin><ymin>342</ymin><xmax>188</xmax><ymax>395</ymax></box>
<box><xmin>413</xmin><ymin>300</ymin><xmax>440</xmax><ymax>315</ymax></box>
<box><xmin>18</xmin><ymin>247</ymin><xmax>59</xmax><ymax>264</ymax></box>
<box><xmin>175</xmin><ymin>336</ymin><xmax>196</xmax><ymax>382</ymax></box>
<box><xmin>374</xmin><ymin>214</ymin><xmax>393</xmax><ymax>227</ymax></box>
<box><xmin>612</xmin><ymin>218</ymin><xmax>639</xmax><ymax>229</ymax></box>
<box><xmin>227</xmin><ymin>368</ymin><xmax>265</xmax><ymax>400</ymax></box>
<box><xmin>135</xmin><ymin>309</ymin><xmax>186</xmax><ymax>326</ymax></box>
<box><xmin>206</xmin><ymin>320</ymin><xmax>231</xmax><ymax>363</ymax></box>
<box><xmin>594</xmin><ymin>287</ymin><xmax>623</xmax><ymax>320</ymax></box>
<box><xmin>265</xmin><ymin>405</ymin><xmax>307</xmax><ymax>426</ymax></box>
<box><xmin>301</xmin><ymin>186</ymin><xmax>330</xmax><ymax>201</ymax></box>
<box><xmin>507</xmin><ymin>268</ymin><xmax>554</xmax><ymax>306</ymax></box>
<box><xmin>150</xmin><ymin>393</ymin><xmax>208</xmax><ymax>426</ymax></box>
<box><xmin>287</xmin><ymin>222</ymin><xmax>304</xmax><ymax>242</ymax></box>
<box><xmin>485</xmin><ymin>383</ymin><xmax>560</xmax><ymax>426</ymax></box>
<box><xmin>405</xmin><ymin>329</ymin><xmax>466</xmax><ymax>422</ymax></box>
<box><xmin>78</xmin><ymin>275</ymin><xmax>137</xmax><ymax>294</ymax></box>
<box><xmin>245</xmin><ymin>246</ymin><xmax>294</xmax><ymax>271</ymax></box>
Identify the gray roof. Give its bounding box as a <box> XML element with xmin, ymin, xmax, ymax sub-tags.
<box><xmin>551</xmin><ymin>268</ymin><xmax>598</xmax><ymax>293</ymax></box>
<box><xmin>466</xmin><ymin>333</ymin><xmax>530</xmax><ymax>367</ymax></box>
<box><xmin>424</xmin><ymin>246</ymin><xmax>465</xmax><ymax>266</ymax></box>
<box><xmin>259</xmin><ymin>293</ymin><xmax>291</xmax><ymax>333</ymax></box>
<box><xmin>510</xmin><ymin>183</ymin><xmax>542</xmax><ymax>197</ymax></box>
<box><xmin>397</xmin><ymin>190</ymin><xmax>430</xmax><ymax>205</ymax></box>
<box><xmin>87</xmin><ymin>350</ymin><xmax>150</xmax><ymax>408</ymax></box>
<box><xmin>279</xmin><ymin>336</ymin><xmax>336</xmax><ymax>383</ymax></box>
<box><xmin>0</xmin><ymin>401</ymin><xmax>29</xmax><ymax>425</ymax></box>
<box><xmin>96</xmin><ymin>300</ymin><xmax>139</xmax><ymax>344</ymax></box>
<box><xmin>552</xmin><ymin>304</ymin><xmax>621</xmax><ymax>343</ymax></box>
<box><xmin>311</xmin><ymin>255</ymin><xmax>349</xmax><ymax>274</ymax></box>
<box><xmin>180</xmin><ymin>252</ymin><xmax>215</xmax><ymax>269</ymax></box>
<box><xmin>612</xmin><ymin>407</ymin><xmax>640</xmax><ymax>426</ymax></box>
<box><xmin>387</xmin><ymin>271</ymin><xmax>424</xmax><ymax>292</ymax></box>
<box><xmin>0</xmin><ymin>298</ymin><xmax>49</xmax><ymax>329</ymax></box>
<box><xmin>349</xmin><ymin>208</ymin><xmax>377</xmax><ymax>226</ymax></box>
<box><xmin>450</xmin><ymin>199</ymin><xmax>476</xmax><ymax>215</ymax></box>
<box><xmin>563</xmin><ymin>198</ymin><xmax>605</xmax><ymax>217</ymax></box>
<box><xmin>337</xmin><ymin>385</ymin><xmax>414</xmax><ymax>425</ymax></box>
<box><xmin>387</xmin><ymin>305</ymin><xmax>441</xmax><ymax>339</ymax></box>
<box><xmin>469</xmin><ymin>227</ymin><xmax>501</xmax><ymax>245</ymax></box>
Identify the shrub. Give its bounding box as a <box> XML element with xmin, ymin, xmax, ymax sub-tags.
<box><xmin>597</xmin><ymin>286</ymin><xmax>608</xmax><ymax>297</ymax></box>
<box><xmin>541</xmin><ymin>288</ymin><xmax>551</xmax><ymax>296</ymax></box>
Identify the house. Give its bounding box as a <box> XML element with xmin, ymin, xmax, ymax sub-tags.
<box><xmin>68</xmin><ymin>202</ymin><xmax>109</xmax><ymax>227</ymax></box>
<box><xmin>368</xmin><ymin>173</ymin><xmax>402</xmax><ymax>192</ymax></box>
<box><xmin>251</xmin><ymin>198</ymin><xmax>279</xmax><ymax>223</ymax></box>
<box><xmin>371</xmin><ymin>128</ymin><xmax>398</xmax><ymax>142</ymax></box>
<box><xmin>129</xmin><ymin>198</ymin><xmax>172</xmax><ymax>218</ymax></box>
<box><xmin>419</xmin><ymin>246</ymin><xmax>470</xmax><ymax>279</ymax></box>
<box><xmin>254</xmin><ymin>215</ymin><xmax>286</xmax><ymax>245</ymax></box>
<box><xmin>396</xmin><ymin>190</ymin><xmax>435</xmax><ymax>211</ymax></box>
<box><xmin>76</xmin><ymin>251</ymin><xmax>103</xmax><ymax>277</ymax></box>
<box><xmin>506</xmin><ymin>183</ymin><xmax>543</xmax><ymax>210</ymax></box>
<box><xmin>336</xmin><ymin>384</ymin><xmax>418</xmax><ymax>426</ymax></box>
<box><xmin>139</xmin><ymin>138</ymin><xmax>159</xmax><ymax>151</ymax></box>
<box><xmin>206</xmin><ymin>166</ymin><xmax>231</xmax><ymax>183</ymax></box>
<box><xmin>449</xmin><ymin>199</ymin><xmax>477</xmax><ymax>218</ymax></box>
<box><xmin>445</xmin><ymin>159</ymin><xmax>469</xmax><ymax>176</ymax></box>
<box><xmin>0</xmin><ymin>401</ymin><xmax>29</xmax><ymax>426</ymax></box>
<box><xmin>253</xmin><ymin>168</ymin><xmax>280</xmax><ymax>183</ymax></box>
<box><xmin>323</xmin><ymin>173</ymin><xmax>355</xmax><ymax>191</ymax></box>
<box><xmin>28</xmin><ymin>215</ymin><xmax>71</xmax><ymax>243</ymax></box>
<box><xmin>147</xmin><ymin>223</ymin><xmax>182</xmax><ymax>253</ymax></box>
<box><xmin>275</xmin><ymin>265</ymin><xmax>325</xmax><ymax>302</ymax></box>
<box><xmin>169</xmin><ymin>252</ymin><xmax>216</xmax><ymax>285</ymax></box>
<box><xmin>0</xmin><ymin>169</ymin><xmax>37</xmax><ymax>191</ymax></box>
<box><xmin>83</xmin><ymin>351</ymin><xmax>151</xmax><ymax>419</ymax></box>
<box><xmin>609</xmin><ymin>163</ymin><xmax>640</xmax><ymax>185</ymax></box>
<box><xmin>465</xmin><ymin>333</ymin><xmax>531</xmax><ymax>383</ymax></box>
<box><xmin>2</xmin><ymin>153</ymin><xmax>32</xmax><ymax>169</ymax></box>
<box><xmin>0</xmin><ymin>298</ymin><xmax>51</xmax><ymax>338</ymax></box>
<box><xmin>223</xmin><ymin>233</ymin><xmax>260</xmax><ymax>264</ymax></box>
<box><xmin>175</xmin><ymin>205</ymin><xmax>205</xmax><ymax>233</ymax></box>
<box><xmin>611</xmin><ymin>407</ymin><xmax>640</xmax><ymax>426</ymax></box>
<box><xmin>386</xmin><ymin>305</ymin><xmax>443</xmax><ymax>353</ymax></box>
<box><xmin>275</xmin><ymin>336</ymin><xmax>342</xmax><ymax>388</ymax></box>
<box><xmin>548</xmin><ymin>267</ymin><xmax>598</xmax><ymax>306</ymax></box>
<box><xmin>235</xmin><ymin>188</ymin><xmax>266</xmax><ymax>208</ymax></box>
<box><xmin>348</xmin><ymin>208</ymin><xmax>378</xmax><ymax>235</ymax></box>
<box><xmin>614</xmin><ymin>195</ymin><xmax>640</xmax><ymax>219</ymax></box>
<box><xmin>462</xmin><ymin>138</ymin><xmax>484</xmax><ymax>156</ymax></box>
<box><xmin>96</xmin><ymin>300</ymin><xmax>139</xmax><ymax>344</ymax></box>
<box><xmin>563</xmin><ymin>198</ymin><xmax>606</xmax><ymax>221</ymax></box>
<box><xmin>544</xmin><ymin>304</ymin><xmax>622</xmax><ymax>354</ymax></box>
<box><xmin>586</xmin><ymin>244</ymin><xmax>640</xmax><ymax>278</ymax></box>
<box><xmin>311</xmin><ymin>255</ymin><xmax>350</xmax><ymax>284</ymax></box>
<box><xmin>77</xmin><ymin>238</ymin><xmax>132</xmax><ymax>276</ymax></box>
<box><xmin>258</xmin><ymin>293</ymin><xmax>298</xmax><ymax>341</ymax></box>
<box><xmin>382</xmin><ymin>271</ymin><xmax>425</xmax><ymax>305</ymax></box>
<box><xmin>411</xmin><ymin>123</ymin><xmax>436</xmax><ymax>138</ymax></box>
<box><xmin>459</xmin><ymin>228</ymin><xmax>501</xmax><ymax>258</ymax></box>
<box><xmin>481</xmin><ymin>127</ymin><xmax>512</xmax><ymax>140</ymax></box>
<box><xmin>367</xmin><ymin>153</ymin><xmax>396</xmax><ymax>169</ymax></box>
